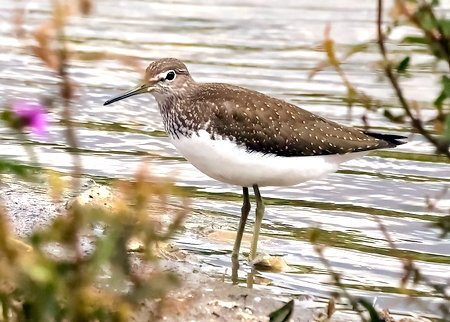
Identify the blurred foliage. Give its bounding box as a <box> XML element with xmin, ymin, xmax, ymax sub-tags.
<box><xmin>381</xmin><ymin>0</ymin><xmax>450</xmax><ymax>238</ymax></box>
<box><xmin>434</xmin><ymin>215</ymin><xmax>450</xmax><ymax>238</ymax></box>
<box><xmin>0</xmin><ymin>160</ymin><xmax>36</xmax><ymax>180</ymax></box>
<box><xmin>310</xmin><ymin>0</ymin><xmax>450</xmax><ymax>320</ymax></box>
<box><xmin>312</xmin><ymin>0</ymin><xmax>450</xmax><ymax>236</ymax></box>
<box><xmin>309</xmin><ymin>240</ymin><xmax>382</xmax><ymax>322</ymax></box>
<box><xmin>311</xmin><ymin>0</ymin><xmax>450</xmax><ymax>158</ymax></box>
<box><xmin>1</xmin><ymin>0</ymin><xmax>187</xmax><ymax>321</ymax></box>
<box><xmin>310</xmin><ymin>225</ymin><xmax>449</xmax><ymax>322</ymax></box>
<box><xmin>0</xmin><ymin>168</ymin><xmax>187</xmax><ymax>321</ymax></box>
<box><xmin>309</xmin><ymin>25</ymin><xmax>382</xmax><ymax>116</ymax></box>
<box><xmin>268</xmin><ymin>299</ymin><xmax>295</xmax><ymax>322</ymax></box>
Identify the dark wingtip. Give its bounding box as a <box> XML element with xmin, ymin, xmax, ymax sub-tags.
<box><xmin>364</xmin><ymin>131</ymin><xmax>407</xmax><ymax>147</ymax></box>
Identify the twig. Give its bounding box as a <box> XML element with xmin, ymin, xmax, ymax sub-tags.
<box><xmin>314</xmin><ymin>244</ymin><xmax>375</xmax><ymax>322</ymax></box>
<box><xmin>52</xmin><ymin>0</ymin><xmax>83</xmax><ymax>262</ymax></box>
<box><xmin>377</xmin><ymin>0</ymin><xmax>450</xmax><ymax>158</ymax></box>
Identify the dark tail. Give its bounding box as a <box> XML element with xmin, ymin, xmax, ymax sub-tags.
<box><xmin>364</xmin><ymin>131</ymin><xmax>407</xmax><ymax>148</ymax></box>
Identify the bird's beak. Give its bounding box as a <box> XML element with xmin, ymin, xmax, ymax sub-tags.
<box><xmin>103</xmin><ymin>81</ymin><xmax>156</xmax><ymax>106</ymax></box>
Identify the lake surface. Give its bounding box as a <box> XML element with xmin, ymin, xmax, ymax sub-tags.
<box><xmin>1</xmin><ymin>0</ymin><xmax>449</xmax><ymax>320</ymax></box>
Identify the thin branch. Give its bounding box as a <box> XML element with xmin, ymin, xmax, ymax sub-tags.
<box><xmin>53</xmin><ymin>0</ymin><xmax>83</xmax><ymax>262</ymax></box>
<box><xmin>377</xmin><ymin>0</ymin><xmax>450</xmax><ymax>158</ymax></box>
<box><xmin>314</xmin><ymin>245</ymin><xmax>372</xmax><ymax>322</ymax></box>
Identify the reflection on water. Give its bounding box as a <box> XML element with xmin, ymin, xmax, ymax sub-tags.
<box><xmin>1</xmin><ymin>0</ymin><xmax>449</xmax><ymax>319</ymax></box>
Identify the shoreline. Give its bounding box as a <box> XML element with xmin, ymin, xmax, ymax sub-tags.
<box><xmin>0</xmin><ymin>174</ymin><xmax>432</xmax><ymax>322</ymax></box>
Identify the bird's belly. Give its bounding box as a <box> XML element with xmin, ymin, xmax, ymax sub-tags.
<box><xmin>170</xmin><ymin>130</ymin><xmax>367</xmax><ymax>187</ymax></box>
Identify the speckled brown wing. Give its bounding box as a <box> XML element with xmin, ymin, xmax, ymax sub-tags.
<box><xmin>196</xmin><ymin>83</ymin><xmax>394</xmax><ymax>157</ymax></box>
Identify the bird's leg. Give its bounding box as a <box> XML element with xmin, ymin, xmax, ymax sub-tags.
<box><xmin>232</xmin><ymin>187</ymin><xmax>251</xmax><ymax>284</ymax></box>
<box><xmin>232</xmin><ymin>187</ymin><xmax>251</xmax><ymax>260</ymax></box>
<box><xmin>249</xmin><ymin>184</ymin><xmax>265</xmax><ymax>260</ymax></box>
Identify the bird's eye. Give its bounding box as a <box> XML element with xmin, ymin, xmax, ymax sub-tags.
<box><xmin>165</xmin><ymin>70</ymin><xmax>176</xmax><ymax>81</ymax></box>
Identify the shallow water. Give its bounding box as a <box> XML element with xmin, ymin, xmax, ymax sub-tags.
<box><xmin>1</xmin><ymin>0</ymin><xmax>449</xmax><ymax>320</ymax></box>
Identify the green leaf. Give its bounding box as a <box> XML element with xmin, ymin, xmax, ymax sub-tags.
<box><xmin>357</xmin><ymin>298</ymin><xmax>380</xmax><ymax>322</ymax></box>
<box><xmin>269</xmin><ymin>300</ymin><xmax>294</xmax><ymax>322</ymax></box>
<box><xmin>383</xmin><ymin>109</ymin><xmax>405</xmax><ymax>123</ymax></box>
<box><xmin>343</xmin><ymin>42</ymin><xmax>369</xmax><ymax>60</ymax></box>
<box><xmin>431</xmin><ymin>0</ymin><xmax>440</xmax><ymax>6</ymax></box>
<box><xmin>0</xmin><ymin>110</ymin><xmax>13</xmax><ymax>122</ymax></box>
<box><xmin>402</xmin><ymin>36</ymin><xmax>428</xmax><ymax>45</ymax></box>
<box><xmin>434</xmin><ymin>90</ymin><xmax>447</xmax><ymax>110</ymax></box>
<box><xmin>433</xmin><ymin>215</ymin><xmax>450</xmax><ymax>238</ymax></box>
<box><xmin>433</xmin><ymin>76</ymin><xmax>450</xmax><ymax>110</ymax></box>
<box><xmin>438</xmin><ymin>18</ymin><xmax>450</xmax><ymax>37</ymax></box>
<box><xmin>417</xmin><ymin>10</ymin><xmax>436</xmax><ymax>31</ymax></box>
<box><xmin>444</xmin><ymin>113</ymin><xmax>450</xmax><ymax>139</ymax></box>
<box><xmin>442</xmin><ymin>75</ymin><xmax>450</xmax><ymax>97</ymax></box>
<box><xmin>397</xmin><ymin>56</ymin><xmax>410</xmax><ymax>73</ymax></box>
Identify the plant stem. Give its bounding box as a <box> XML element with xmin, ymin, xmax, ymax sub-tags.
<box><xmin>376</xmin><ymin>0</ymin><xmax>450</xmax><ymax>158</ymax></box>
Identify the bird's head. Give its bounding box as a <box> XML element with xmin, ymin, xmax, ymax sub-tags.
<box><xmin>104</xmin><ymin>58</ymin><xmax>193</xmax><ymax>106</ymax></box>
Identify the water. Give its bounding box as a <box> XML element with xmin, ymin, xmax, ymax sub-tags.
<box><xmin>1</xmin><ymin>0</ymin><xmax>449</xmax><ymax>320</ymax></box>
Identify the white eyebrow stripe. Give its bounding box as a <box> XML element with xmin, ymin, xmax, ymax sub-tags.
<box><xmin>157</xmin><ymin>71</ymin><xmax>168</xmax><ymax>79</ymax></box>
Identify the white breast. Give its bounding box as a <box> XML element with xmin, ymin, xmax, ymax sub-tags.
<box><xmin>170</xmin><ymin>130</ymin><xmax>368</xmax><ymax>187</ymax></box>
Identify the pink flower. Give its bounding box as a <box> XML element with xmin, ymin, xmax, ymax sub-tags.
<box><xmin>12</xmin><ymin>100</ymin><xmax>48</xmax><ymax>137</ymax></box>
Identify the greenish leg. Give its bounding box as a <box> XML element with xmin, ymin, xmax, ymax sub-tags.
<box><xmin>232</xmin><ymin>187</ymin><xmax>251</xmax><ymax>259</ymax></box>
<box><xmin>232</xmin><ymin>187</ymin><xmax>251</xmax><ymax>284</ymax></box>
<box><xmin>249</xmin><ymin>184</ymin><xmax>265</xmax><ymax>260</ymax></box>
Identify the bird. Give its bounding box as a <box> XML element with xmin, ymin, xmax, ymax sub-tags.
<box><xmin>104</xmin><ymin>58</ymin><xmax>405</xmax><ymax>264</ymax></box>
